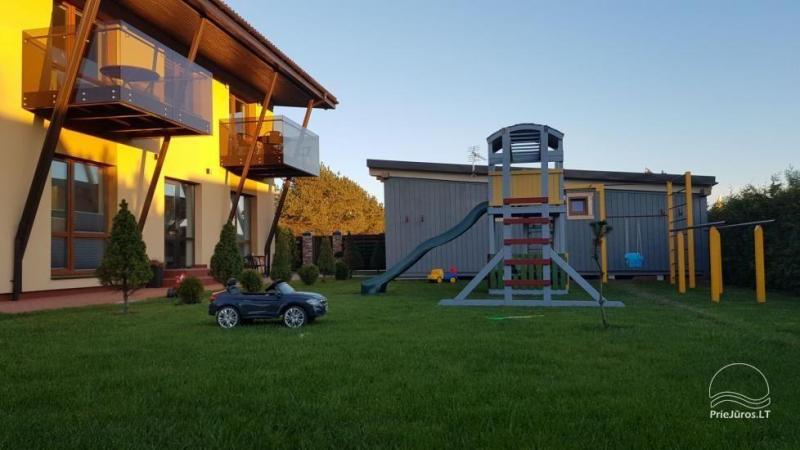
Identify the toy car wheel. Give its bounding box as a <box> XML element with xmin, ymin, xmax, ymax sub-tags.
<box><xmin>216</xmin><ymin>306</ymin><xmax>240</xmax><ymax>329</ymax></box>
<box><xmin>437</xmin><ymin>278</ymin><xmax>442</xmax><ymax>284</ymax></box>
<box><xmin>283</xmin><ymin>306</ymin><xmax>307</xmax><ymax>328</ymax></box>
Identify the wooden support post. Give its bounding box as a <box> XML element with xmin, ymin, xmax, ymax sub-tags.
<box><xmin>597</xmin><ymin>184</ymin><xmax>608</xmax><ymax>283</ymax></box>
<box><xmin>684</xmin><ymin>171</ymin><xmax>696</xmax><ymax>288</ymax></box>
<box><xmin>666</xmin><ymin>181</ymin><xmax>675</xmax><ymax>284</ymax></box>
<box><xmin>710</xmin><ymin>227</ymin><xmax>721</xmax><ymax>303</ymax></box>
<box><xmin>754</xmin><ymin>225</ymin><xmax>766</xmax><ymax>303</ymax></box>
<box><xmin>137</xmin><ymin>18</ymin><xmax>205</xmax><ymax>231</ymax></box>
<box><xmin>676</xmin><ymin>232</ymin><xmax>686</xmax><ymax>294</ymax></box>
<box><xmin>228</xmin><ymin>74</ymin><xmax>278</xmax><ymax>222</ymax></box>
<box><xmin>265</xmin><ymin>99</ymin><xmax>316</xmax><ymax>274</ymax></box>
<box><xmin>11</xmin><ymin>0</ymin><xmax>102</xmax><ymax>300</ymax></box>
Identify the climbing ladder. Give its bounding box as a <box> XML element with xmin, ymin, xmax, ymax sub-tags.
<box><xmin>440</xmin><ymin>123</ymin><xmax>624</xmax><ymax>308</ymax></box>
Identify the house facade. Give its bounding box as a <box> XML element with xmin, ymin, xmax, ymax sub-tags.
<box><xmin>368</xmin><ymin>159</ymin><xmax>716</xmax><ymax>278</ymax></box>
<box><xmin>1</xmin><ymin>0</ymin><xmax>336</xmax><ymax>299</ymax></box>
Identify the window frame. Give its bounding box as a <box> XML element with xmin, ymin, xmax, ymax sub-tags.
<box><xmin>51</xmin><ymin>157</ymin><xmax>110</xmax><ymax>277</ymax></box>
<box><xmin>566</xmin><ymin>192</ymin><xmax>595</xmax><ymax>220</ymax></box>
<box><xmin>164</xmin><ymin>178</ymin><xmax>197</xmax><ymax>269</ymax></box>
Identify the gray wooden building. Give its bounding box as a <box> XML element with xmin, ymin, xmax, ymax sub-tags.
<box><xmin>368</xmin><ymin>159</ymin><xmax>716</xmax><ymax>278</ymax></box>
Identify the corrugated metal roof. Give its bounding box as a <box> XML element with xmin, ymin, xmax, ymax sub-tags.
<box><xmin>366</xmin><ymin>159</ymin><xmax>717</xmax><ymax>187</ymax></box>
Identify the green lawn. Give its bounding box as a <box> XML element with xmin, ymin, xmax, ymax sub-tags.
<box><xmin>1</xmin><ymin>279</ymin><xmax>798</xmax><ymax>449</ymax></box>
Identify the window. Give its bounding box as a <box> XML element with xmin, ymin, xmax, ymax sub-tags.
<box><xmin>51</xmin><ymin>159</ymin><xmax>108</xmax><ymax>274</ymax></box>
<box><xmin>231</xmin><ymin>193</ymin><xmax>253</xmax><ymax>256</ymax></box>
<box><xmin>567</xmin><ymin>192</ymin><xmax>594</xmax><ymax>220</ymax></box>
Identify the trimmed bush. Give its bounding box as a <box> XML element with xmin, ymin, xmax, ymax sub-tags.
<box><xmin>210</xmin><ymin>223</ymin><xmax>243</xmax><ymax>284</ymax></box>
<box><xmin>298</xmin><ymin>264</ymin><xmax>319</xmax><ymax>285</ymax></box>
<box><xmin>270</xmin><ymin>226</ymin><xmax>293</xmax><ymax>281</ymax></box>
<box><xmin>239</xmin><ymin>269</ymin><xmax>264</xmax><ymax>293</ymax></box>
<box><xmin>317</xmin><ymin>237</ymin><xmax>335</xmax><ymax>279</ymax></box>
<box><xmin>97</xmin><ymin>199</ymin><xmax>152</xmax><ymax>314</ymax></box>
<box><xmin>335</xmin><ymin>260</ymin><xmax>350</xmax><ymax>280</ymax></box>
<box><xmin>176</xmin><ymin>276</ymin><xmax>204</xmax><ymax>304</ymax></box>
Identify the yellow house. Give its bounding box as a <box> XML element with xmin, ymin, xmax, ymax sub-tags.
<box><xmin>0</xmin><ymin>0</ymin><xmax>337</xmax><ymax>299</ymax></box>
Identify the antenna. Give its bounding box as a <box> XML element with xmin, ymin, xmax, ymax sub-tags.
<box><xmin>467</xmin><ymin>145</ymin><xmax>485</xmax><ymax>175</ymax></box>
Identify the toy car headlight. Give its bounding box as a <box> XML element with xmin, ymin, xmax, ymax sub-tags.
<box><xmin>306</xmin><ymin>298</ymin><xmax>324</xmax><ymax>307</ymax></box>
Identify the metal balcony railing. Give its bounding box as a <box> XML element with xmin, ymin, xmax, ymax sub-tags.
<box><xmin>219</xmin><ymin>115</ymin><xmax>320</xmax><ymax>179</ymax></box>
<box><xmin>22</xmin><ymin>21</ymin><xmax>212</xmax><ymax>139</ymax></box>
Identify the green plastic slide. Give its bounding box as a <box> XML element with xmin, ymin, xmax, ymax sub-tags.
<box><xmin>361</xmin><ymin>201</ymin><xmax>488</xmax><ymax>295</ymax></box>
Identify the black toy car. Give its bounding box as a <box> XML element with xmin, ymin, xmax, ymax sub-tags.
<box><xmin>208</xmin><ymin>280</ymin><xmax>327</xmax><ymax>329</ymax></box>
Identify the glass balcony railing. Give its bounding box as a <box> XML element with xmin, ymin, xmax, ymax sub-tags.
<box><xmin>219</xmin><ymin>115</ymin><xmax>320</xmax><ymax>179</ymax></box>
<box><xmin>22</xmin><ymin>21</ymin><xmax>212</xmax><ymax>138</ymax></box>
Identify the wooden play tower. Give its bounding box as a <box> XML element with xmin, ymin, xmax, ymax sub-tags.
<box><xmin>440</xmin><ymin>123</ymin><xmax>624</xmax><ymax>307</ymax></box>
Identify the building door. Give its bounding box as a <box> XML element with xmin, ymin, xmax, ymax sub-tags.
<box><xmin>164</xmin><ymin>180</ymin><xmax>195</xmax><ymax>268</ymax></box>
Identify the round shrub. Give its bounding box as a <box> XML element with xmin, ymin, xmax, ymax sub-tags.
<box><xmin>334</xmin><ymin>260</ymin><xmax>349</xmax><ymax>280</ymax></box>
<box><xmin>298</xmin><ymin>264</ymin><xmax>319</xmax><ymax>285</ymax></box>
<box><xmin>239</xmin><ymin>269</ymin><xmax>264</xmax><ymax>293</ymax></box>
<box><xmin>210</xmin><ymin>223</ymin><xmax>243</xmax><ymax>283</ymax></box>
<box><xmin>176</xmin><ymin>276</ymin><xmax>204</xmax><ymax>304</ymax></box>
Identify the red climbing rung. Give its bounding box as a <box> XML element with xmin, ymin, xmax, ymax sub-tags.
<box><xmin>505</xmin><ymin>258</ymin><xmax>551</xmax><ymax>266</ymax></box>
<box><xmin>504</xmin><ymin>279</ymin><xmax>552</xmax><ymax>287</ymax></box>
<box><xmin>502</xmin><ymin>217</ymin><xmax>551</xmax><ymax>225</ymax></box>
<box><xmin>504</xmin><ymin>238</ymin><xmax>550</xmax><ymax>245</ymax></box>
<box><xmin>503</xmin><ymin>197</ymin><xmax>549</xmax><ymax>205</ymax></box>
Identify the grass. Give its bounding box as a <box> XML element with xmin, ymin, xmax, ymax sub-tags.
<box><xmin>0</xmin><ymin>279</ymin><xmax>798</xmax><ymax>449</ymax></box>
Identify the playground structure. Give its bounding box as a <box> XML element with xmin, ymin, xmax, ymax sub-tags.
<box><xmin>667</xmin><ymin>174</ymin><xmax>771</xmax><ymax>303</ymax></box>
<box><xmin>360</xmin><ymin>123</ymin><xmax>623</xmax><ymax>307</ymax></box>
<box><xmin>438</xmin><ymin>124</ymin><xmax>622</xmax><ymax>307</ymax></box>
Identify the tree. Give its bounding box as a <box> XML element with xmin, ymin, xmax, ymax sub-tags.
<box><xmin>96</xmin><ymin>200</ymin><xmax>152</xmax><ymax>314</ymax></box>
<box><xmin>316</xmin><ymin>237</ymin><xmax>335</xmax><ymax>280</ymax></box>
<box><xmin>589</xmin><ymin>220</ymin><xmax>612</xmax><ymax>329</ymax></box>
<box><xmin>709</xmin><ymin>168</ymin><xmax>800</xmax><ymax>294</ymax></box>
<box><xmin>270</xmin><ymin>226</ymin><xmax>293</xmax><ymax>281</ymax></box>
<box><xmin>281</xmin><ymin>164</ymin><xmax>384</xmax><ymax>235</ymax></box>
<box><xmin>210</xmin><ymin>223</ymin><xmax>243</xmax><ymax>284</ymax></box>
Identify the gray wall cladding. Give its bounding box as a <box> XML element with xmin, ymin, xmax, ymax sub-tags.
<box><xmin>384</xmin><ymin>177</ymin><xmax>709</xmax><ymax>278</ymax></box>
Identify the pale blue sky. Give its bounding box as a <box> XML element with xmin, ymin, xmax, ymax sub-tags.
<box><xmin>227</xmin><ymin>0</ymin><xmax>799</xmax><ymax>202</ymax></box>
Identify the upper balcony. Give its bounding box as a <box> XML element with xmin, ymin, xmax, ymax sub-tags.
<box><xmin>219</xmin><ymin>116</ymin><xmax>319</xmax><ymax>179</ymax></box>
<box><xmin>22</xmin><ymin>21</ymin><xmax>212</xmax><ymax>140</ymax></box>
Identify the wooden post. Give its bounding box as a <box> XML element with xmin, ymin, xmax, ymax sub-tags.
<box><xmin>12</xmin><ymin>0</ymin><xmax>102</xmax><ymax>300</ymax></box>
<box><xmin>676</xmin><ymin>232</ymin><xmax>686</xmax><ymax>294</ymax></box>
<box><xmin>710</xmin><ymin>227</ymin><xmax>721</xmax><ymax>303</ymax></box>
<box><xmin>228</xmin><ymin>75</ymin><xmax>278</xmax><ymax>222</ymax></box>
<box><xmin>137</xmin><ymin>18</ymin><xmax>206</xmax><ymax>230</ymax></box>
<box><xmin>666</xmin><ymin>181</ymin><xmax>675</xmax><ymax>284</ymax></box>
<box><xmin>684</xmin><ymin>171</ymin><xmax>696</xmax><ymax>288</ymax></box>
<box><xmin>754</xmin><ymin>225</ymin><xmax>766</xmax><ymax>303</ymax></box>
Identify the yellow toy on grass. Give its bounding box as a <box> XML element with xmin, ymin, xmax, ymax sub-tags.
<box><xmin>427</xmin><ymin>268</ymin><xmax>445</xmax><ymax>283</ymax></box>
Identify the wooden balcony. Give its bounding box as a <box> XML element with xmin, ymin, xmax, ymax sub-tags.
<box><xmin>22</xmin><ymin>21</ymin><xmax>212</xmax><ymax>140</ymax></box>
<box><xmin>219</xmin><ymin>116</ymin><xmax>320</xmax><ymax>180</ymax></box>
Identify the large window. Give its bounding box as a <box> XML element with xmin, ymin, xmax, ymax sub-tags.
<box><xmin>51</xmin><ymin>158</ymin><xmax>108</xmax><ymax>274</ymax></box>
<box><xmin>231</xmin><ymin>193</ymin><xmax>253</xmax><ymax>256</ymax></box>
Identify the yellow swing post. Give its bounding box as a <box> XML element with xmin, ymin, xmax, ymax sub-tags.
<box><xmin>754</xmin><ymin>225</ymin><xmax>766</xmax><ymax>303</ymax></box>
<box><xmin>676</xmin><ymin>232</ymin><xmax>686</xmax><ymax>294</ymax></box>
<box><xmin>709</xmin><ymin>227</ymin><xmax>721</xmax><ymax>303</ymax></box>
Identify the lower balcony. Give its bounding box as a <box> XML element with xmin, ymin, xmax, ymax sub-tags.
<box><xmin>22</xmin><ymin>21</ymin><xmax>212</xmax><ymax>140</ymax></box>
<box><xmin>219</xmin><ymin>116</ymin><xmax>320</xmax><ymax>179</ymax></box>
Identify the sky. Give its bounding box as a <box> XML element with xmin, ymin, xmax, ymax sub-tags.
<box><xmin>227</xmin><ymin>0</ymin><xmax>799</xmax><ymax>203</ymax></box>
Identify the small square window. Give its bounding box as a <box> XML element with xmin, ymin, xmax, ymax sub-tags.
<box><xmin>567</xmin><ymin>193</ymin><xmax>594</xmax><ymax>220</ymax></box>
